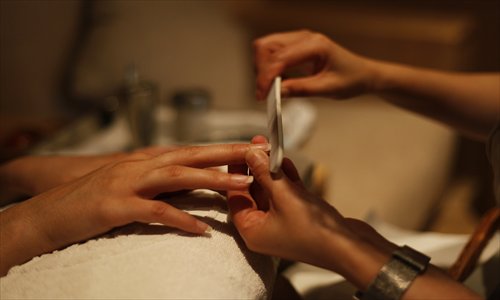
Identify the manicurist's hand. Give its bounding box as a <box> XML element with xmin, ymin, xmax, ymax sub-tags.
<box><xmin>253</xmin><ymin>30</ymin><xmax>376</xmax><ymax>100</ymax></box>
<box><xmin>0</xmin><ymin>143</ymin><xmax>267</xmax><ymax>276</ymax></box>
<box><xmin>227</xmin><ymin>138</ymin><xmax>481</xmax><ymax>299</ymax></box>
<box><xmin>227</xmin><ymin>136</ymin><xmax>377</xmax><ymax>280</ymax></box>
<box><xmin>254</xmin><ymin>30</ymin><xmax>500</xmax><ymax>139</ymax></box>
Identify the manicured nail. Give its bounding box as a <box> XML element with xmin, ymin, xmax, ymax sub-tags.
<box><xmin>250</xmin><ymin>143</ymin><xmax>271</xmax><ymax>152</ymax></box>
<box><xmin>196</xmin><ymin>220</ymin><xmax>212</xmax><ymax>234</ymax></box>
<box><xmin>231</xmin><ymin>174</ymin><xmax>254</xmax><ymax>184</ymax></box>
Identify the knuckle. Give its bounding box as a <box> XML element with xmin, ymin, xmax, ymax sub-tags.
<box><xmin>165</xmin><ymin>165</ymin><xmax>185</xmax><ymax>178</ymax></box>
<box><xmin>150</xmin><ymin>202</ymin><xmax>168</xmax><ymax>218</ymax></box>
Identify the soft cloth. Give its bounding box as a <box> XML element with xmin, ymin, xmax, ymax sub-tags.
<box><xmin>0</xmin><ymin>190</ymin><xmax>277</xmax><ymax>299</ymax></box>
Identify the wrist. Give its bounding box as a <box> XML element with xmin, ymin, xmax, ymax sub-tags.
<box><xmin>367</xmin><ymin>58</ymin><xmax>431</xmax><ymax>99</ymax></box>
<box><xmin>0</xmin><ymin>201</ymin><xmax>55</xmax><ymax>275</ymax></box>
<box><xmin>366</xmin><ymin>60</ymin><xmax>401</xmax><ymax>95</ymax></box>
<box><xmin>320</xmin><ymin>224</ymin><xmax>395</xmax><ymax>290</ymax></box>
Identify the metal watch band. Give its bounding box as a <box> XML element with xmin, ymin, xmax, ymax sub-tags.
<box><xmin>354</xmin><ymin>245</ymin><xmax>430</xmax><ymax>300</ymax></box>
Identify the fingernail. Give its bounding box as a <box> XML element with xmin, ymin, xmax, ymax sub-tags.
<box><xmin>231</xmin><ymin>174</ymin><xmax>254</xmax><ymax>184</ymax></box>
<box><xmin>250</xmin><ymin>143</ymin><xmax>271</xmax><ymax>152</ymax></box>
<box><xmin>196</xmin><ymin>220</ymin><xmax>212</xmax><ymax>234</ymax></box>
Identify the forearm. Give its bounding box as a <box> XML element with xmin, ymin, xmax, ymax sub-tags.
<box><xmin>0</xmin><ymin>157</ymin><xmax>33</xmax><ymax>205</ymax></box>
<box><xmin>320</xmin><ymin>228</ymin><xmax>481</xmax><ymax>299</ymax></box>
<box><xmin>370</xmin><ymin>61</ymin><xmax>500</xmax><ymax>140</ymax></box>
<box><xmin>0</xmin><ymin>154</ymin><xmax>124</xmax><ymax>206</ymax></box>
<box><xmin>0</xmin><ymin>202</ymin><xmax>53</xmax><ymax>276</ymax></box>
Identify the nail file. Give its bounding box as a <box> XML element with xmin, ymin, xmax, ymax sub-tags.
<box><xmin>267</xmin><ymin>76</ymin><xmax>284</xmax><ymax>173</ymax></box>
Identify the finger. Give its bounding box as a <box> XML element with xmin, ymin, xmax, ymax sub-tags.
<box><xmin>282</xmin><ymin>73</ymin><xmax>348</xmax><ymax>98</ymax></box>
<box><xmin>254</xmin><ymin>30</ymin><xmax>309</xmax><ymax>48</ymax></box>
<box><xmin>245</xmin><ymin>149</ymin><xmax>291</xmax><ymax>205</ymax></box>
<box><xmin>254</xmin><ymin>32</ymin><xmax>306</xmax><ymax>100</ymax></box>
<box><xmin>248</xmin><ymin>136</ymin><xmax>271</xmax><ymax>210</ymax></box>
<box><xmin>139</xmin><ymin>166</ymin><xmax>254</xmax><ymax>197</ymax></box>
<box><xmin>255</xmin><ymin>35</ymin><xmax>326</xmax><ymax>100</ymax></box>
<box><xmin>130</xmin><ymin>199</ymin><xmax>211</xmax><ymax>235</ymax></box>
<box><xmin>228</xmin><ymin>135</ymin><xmax>268</xmax><ymax>180</ymax></box>
<box><xmin>245</xmin><ymin>149</ymin><xmax>274</xmax><ymax>187</ymax></box>
<box><xmin>135</xmin><ymin>146</ymin><xmax>179</xmax><ymax>156</ymax></box>
<box><xmin>152</xmin><ymin>143</ymin><xmax>270</xmax><ymax>169</ymax></box>
<box><xmin>227</xmin><ymin>191</ymin><xmax>256</xmax><ymax>218</ymax></box>
<box><xmin>227</xmin><ymin>161</ymin><xmax>249</xmax><ymax>199</ymax></box>
<box><xmin>227</xmin><ymin>191</ymin><xmax>266</xmax><ymax>232</ymax></box>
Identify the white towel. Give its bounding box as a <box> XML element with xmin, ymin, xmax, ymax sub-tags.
<box><xmin>0</xmin><ymin>190</ymin><xmax>277</xmax><ymax>299</ymax></box>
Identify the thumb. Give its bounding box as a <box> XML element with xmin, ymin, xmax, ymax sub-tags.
<box><xmin>246</xmin><ymin>149</ymin><xmax>290</xmax><ymax>202</ymax></box>
<box><xmin>245</xmin><ymin>149</ymin><xmax>275</xmax><ymax>189</ymax></box>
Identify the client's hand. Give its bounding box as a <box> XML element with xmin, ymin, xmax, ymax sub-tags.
<box><xmin>0</xmin><ymin>147</ymin><xmax>176</xmax><ymax>202</ymax></box>
<box><xmin>0</xmin><ymin>143</ymin><xmax>266</xmax><ymax>276</ymax></box>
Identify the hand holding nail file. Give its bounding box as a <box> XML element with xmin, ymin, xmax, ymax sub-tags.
<box><xmin>267</xmin><ymin>76</ymin><xmax>284</xmax><ymax>173</ymax></box>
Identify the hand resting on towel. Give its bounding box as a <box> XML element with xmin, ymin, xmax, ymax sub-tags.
<box><xmin>0</xmin><ymin>143</ymin><xmax>267</xmax><ymax>276</ymax></box>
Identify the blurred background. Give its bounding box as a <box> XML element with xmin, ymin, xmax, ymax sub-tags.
<box><xmin>1</xmin><ymin>0</ymin><xmax>499</xmax><ymax>235</ymax></box>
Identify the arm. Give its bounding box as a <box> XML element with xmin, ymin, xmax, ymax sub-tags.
<box><xmin>254</xmin><ymin>30</ymin><xmax>500</xmax><ymax>139</ymax></box>
<box><xmin>0</xmin><ymin>154</ymin><xmax>122</xmax><ymax>204</ymax></box>
<box><xmin>0</xmin><ymin>143</ymin><xmax>267</xmax><ymax>276</ymax></box>
<box><xmin>227</xmin><ymin>139</ymin><xmax>481</xmax><ymax>299</ymax></box>
<box><xmin>372</xmin><ymin>64</ymin><xmax>500</xmax><ymax>139</ymax></box>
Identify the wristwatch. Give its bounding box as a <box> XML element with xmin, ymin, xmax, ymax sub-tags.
<box><xmin>353</xmin><ymin>245</ymin><xmax>431</xmax><ymax>300</ymax></box>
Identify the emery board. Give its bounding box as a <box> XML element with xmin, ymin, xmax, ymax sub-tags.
<box><xmin>267</xmin><ymin>76</ymin><xmax>284</xmax><ymax>173</ymax></box>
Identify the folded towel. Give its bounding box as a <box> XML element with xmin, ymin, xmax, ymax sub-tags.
<box><xmin>0</xmin><ymin>190</ymin><xmax>277</xmax><ymax>299</ymax></box>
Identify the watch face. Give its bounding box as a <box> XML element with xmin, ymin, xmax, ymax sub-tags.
<box><xmin>267</xmin><ymin>76</ymin><xmax>284</xmax><ymax>173</ymax></box>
